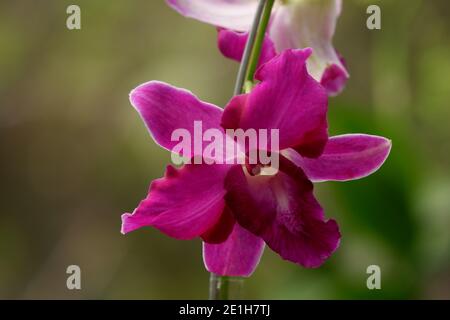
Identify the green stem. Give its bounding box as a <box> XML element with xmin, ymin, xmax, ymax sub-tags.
<box><xmin>233</xmin><ymin>0</ymin><xmax>275</xmax><ymax>95</ymax></box>
<box><xmin>209</xmin><ymin>274</ymin><xmax>229</xmax><ymax>300</ymax></box>
<box><xmin>244</xmin><ymin>0</ymin><xmax>275</xmax><ymax>88</ymax></box>
<box><xmin>209</xmin><ymin>0</ymin><xmax>275</xmax><ymax>301</ymax></box>
<box><xmin>219</xmin><ymin>276</ymin><xmax>230</xmax><ymax>300</ymax></box>
<box><xmin>233</xmin><ymin>0</ymin><xmax>267</xmax><ymax>95</ymax></box>
<box><xmin>209</xmin><ymin>274</ymin><xmax>243</xmax><ymax>300</ymax></box>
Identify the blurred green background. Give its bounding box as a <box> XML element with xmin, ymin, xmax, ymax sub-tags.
<box><xmin>0</xmin><ymin>0</ymin><xmax>449</xmax><ymax>299</ymax></box>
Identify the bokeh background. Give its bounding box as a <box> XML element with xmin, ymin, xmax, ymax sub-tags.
<box><xmin>0</xmin><ymin>0</ymin><xmax>449</xmax><ymax>299</ymax></box>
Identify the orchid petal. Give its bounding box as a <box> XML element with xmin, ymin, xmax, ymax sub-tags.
<box><xmin>130</xmin><ymin>81</ymin><xmax>224</xmax><ymax>159</ymax></box>
<box><xmin>166</xmin><ymin>0</ymin><xmax>258</xmax><ymax>31</ymax></box>
<box><xmin>130</xmin><ymin>81</ymin><xmax>242</xmax><ymax>163</ymax></box>
<box><xmin>218</xmin><ymin>29</ymin><xmax>276</xmax><ymax>68</ymax></box>
<box><xmin>320</xmin><ymin>58</ymin><xmax>349</xmax><ymax>96</ymax></box>
<box><xmin>201</xmin><ymin>205</ymin><xmax>236</xmax><ymax>244</ymax></box>
<box><xmin>121</xmin><ymin>163</ymin><xmax>232</xmax><ymax>242</ymax></box>
<box><xmin>270</xmin><ymin>0</ymin><xmax>349</xmax><ymax>95</ymax></box>
<box><xmin>203</xmin><ymin>222</ymin><xmax>265</xmax><ymax>277</ymax></box>
<box><xmin>222</xmin><ymin>49</ymin><xmax>329</xmax><ymax>158</ymax></box>
<box><xmin>224</xmin><ymin>158</ymin><xmax>340</xmax><ymax>268</ymax></box>
<box><xmin>284</xmin><ymin>134</ymin><xmax>392</xmax><ymax>182</ymax></box>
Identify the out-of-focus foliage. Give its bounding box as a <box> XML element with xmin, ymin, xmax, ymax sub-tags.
<box><xmin>0</xmin><ymin>0</ymin><xmax>448</xmax><ymax>299</ymax></box>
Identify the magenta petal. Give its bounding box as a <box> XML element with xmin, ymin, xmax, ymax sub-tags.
<box><xmin>221</xmin><ymin>94</ymin><xmax>247</xmax><ymax>130</ymax></box>
<box><xmin>166</xmin><ymin>0</ymin><xmax>258</xmax><ymax>31</ymax></box>
<box><xmin>269</xmin><ymin>1</ymin><xmax>349</xmax><ymax>95</ymax></box>
<box><xmin>222</xmin><ymin>49</ymin><xmax>328</xmax><ymax>158</ymax></box>
<box><xmin>201</xmin><ymin>206</ymin><xmax>236</xmax><ymax>244</ymax></box>
<box><xmin>284</xmin><ymin>134</ymin><xmax>392</xmax><ymax>182</ymax></box>
<box><xmin>203</xmin><ymin>223</ymin><xmax>265</xmax><ymax>277</ymax></box>
<box><xmin>224</xmin><ymin>160</ymin><xmax>340</xmax><ymax>268</ymax></box>
<box><xmin>130</xmin><ymin>81</ymin><xmax>223</xmax><ymax>157</ymax></box>
<box><xmin>320</xmin><ymin>63</ymin><xmax>349</xmax><ymax>97</ymax></box>
<box><xmin>218</xmin><ymin>29</ymin><xmax>276</xmax><ymax>68</ymax></box>
<box><xmin>122</xmin><ymin>163</ymin><xmax>231</xmax><ymax>240</ymax></box>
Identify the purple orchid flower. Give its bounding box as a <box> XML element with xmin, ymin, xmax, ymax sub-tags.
<box><xmin>167</xmin><ymin>0</ymin><xmax>349</xmax><ymax>96</ymax></box>
<box><xmin>121</xmin><ymin>49</ymin><xmax>391</xmax><ymax>276</ymax></box>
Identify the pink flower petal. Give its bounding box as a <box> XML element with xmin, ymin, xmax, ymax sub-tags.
<box><xmin>122</xmin><ymin>163</ymin><xmax>232</xmax><ymax>241</ymax></box>
<box><xmin>201</xmin><ymin>206</ymin><xmax>236</xmax><ymax>244</ymax></box>
<box><xmin>129</xmin><ymin>81</ymin><xmax>224</xmax><ymax>158</ymax></box>
<box><xmin>222</xmin><ymin>49</ymin><xmax>329</xmax><ymax>158</ymax></box>
<box><xmin>284</xmin><ymin>134</ymin><xmax>392</xmax><ymax>182</ymax></box>
<box><xmin>320</xmin><ymin>63</ymin><xmax>349</xmax><ymax>97</ymax></box>
<box><xmin>217</xmin><ymin>29</ymin><xmax>276</xmax><ymax>68</ymax></box>
<box><xmin>224</xmin><ymin>157</ymin><xmax>341</xmax><ymax>268</ymax></box>
<box><xmin>269</xmin><ymin>0</ymin><xmax>349</xmax><ymax>95</ymax></box>
<box><xmin>220</xmin><ymin>94</ymin><xmax>247</xmax><ymax>131</ymax></box>
<box><xmin>203</xmin><ymin>222</ymin><xmax>265</xmax><ymax>277</ymax></box>
<box><xmin>166</xmin><ymin>0</ymin><xmax>258</xmax><ymax>31</ymax></box>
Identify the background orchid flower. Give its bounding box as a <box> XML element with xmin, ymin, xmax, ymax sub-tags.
<box><xmin>122</xmin><ymin>48</ymin><xmax>391</xmax><ymax>276</ymax></box>
<box><xmin>167</xmin><ymin>0</ymin><xmax>349</xmax><ymax>96</ymax></box>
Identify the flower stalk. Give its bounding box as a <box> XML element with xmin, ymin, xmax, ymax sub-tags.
<box><xmin>244</xmin><ymin>0</ymin><xmax>275</xmax><ymax>89</ymax></box>
<box><xmin>210</xmin><ymin>0</ymin><xmax>275</xmax><ymax>300</ymax></box>
<box><xmin>209</xmin><ymin>275</ymin><xmax>244</xmax><ymax>300</ymax></box>
<box><xmin>233</xmin><ymin>0</ymin><xmax>275</xmax><ymax>95</ymax></box>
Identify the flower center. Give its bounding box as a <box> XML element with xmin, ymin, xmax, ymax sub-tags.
<box><xmin>244</xmin><ymin>162</ymin><xmax>279</xmax><ymax>177</ymax></box>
